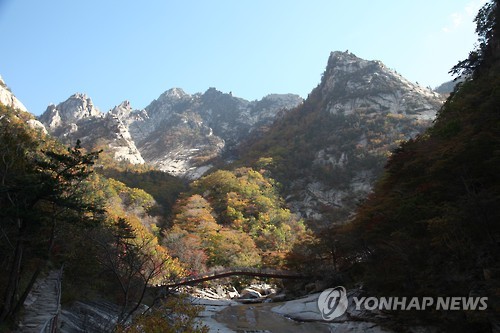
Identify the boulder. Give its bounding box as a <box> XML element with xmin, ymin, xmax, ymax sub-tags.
<box><xmin>239</xmin><ymin>288</ymin><xmax>262</xmax><ymax>299</ymax></box>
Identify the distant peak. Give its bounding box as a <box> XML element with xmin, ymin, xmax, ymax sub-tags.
<box><xmin>110</xmin><ymin>100</ymin><xmax>133</xmax><ymax>117</ymax></box>
<box><xmin>117</xmin><ymin>100</ymin><xmax>131</xmax><ymax>109</ymax></box>
<box><xmin>69</xmin><ymin>92</ymin><xmax>90</xmax><ymax>101</ymax></box>
<box><xmin>329</xmin><ymin>50</ymin><xmax>361</xmax><ymax>60</ymax></box>
<box><xmin>205</xmin><ymin>87</ymin><xmax>221</xmax><ymax>94</ymax></box>
<box><xmin>161</xmin><ymin>88</ymin><xmax>187</xmax><ymax>99</ymax></box>
<box><xmin>327</xmin><ymin>50</ymin><xmax>372</xmax><ymax>70</ymax></box>
<box><xmin>202</xmin><ymin>87</ymin><xmax>235</xmax><ymax>102</ymax></box>
<box><xmin>65</xmin><ymin>93</ymin><xmax>99</xmax><ymax>110</ymax></box>
<box><xmin>39</xmin><ymin>92</ymin><xmax>101</xmax><ymax>128</ymax></box>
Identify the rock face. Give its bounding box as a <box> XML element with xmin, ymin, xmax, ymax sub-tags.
<box><xmin>0</xmin><ymin>76</ymin><xmax>47</xmax><ymax>133</ymax></box>
<box><xmin>39</xmin><ymin>93</ymin><xmax>101</xmax><ymax>131</ymax></box>
<box><xmin>241</xmin><ymin>51</ymin><xmax>446</xmax><ymax>225</ymax></box>
<box><xmin>301</xmin><ymin>52</ymin><xmax>444</xmax><ymax>223</ymax></box>
<box><xmin>322</xmin><ymin>51</ymin><xmax>441</xmax><ymax>121</ymax></box>
<box><xmin>39</xmin><ymin>94</ymin><xmax>145</xmax><ymax>165</ymax></box>
<box><xmin>0</xmin><ymin>75</ymin><xmax>29</xmax><ymax>113</ymax></box>
<box><xmin>39</xmin><ymin>88</ymin><xmax>302</xmax><ymax>177</ymax></box>
<box><xmin>129</xmin><ymin>88</ymin><xmax>302</xmax><ymax>178</ymax></box>
<box><xmin>434</xmin><ymin>77</ymin><xmax>465</xmax><ymax>95</ymax></box>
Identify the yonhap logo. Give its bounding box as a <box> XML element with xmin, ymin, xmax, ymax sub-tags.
<box><xmin>317</xmin><ymin>286</ymin><xmax>348</xmax><ymax>320</ymax></box>
<box><xmin>317</xmin><ymin>286</ymin><xmax>488</xmax><ymax>321</ymax></box>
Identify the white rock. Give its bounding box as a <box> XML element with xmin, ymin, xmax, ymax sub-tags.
<box><xmin>26</xmin><ymin>119</ymin><xmax>48</xmax><ymax>134</ymax></box>
<box><xmin>0</xmin><ymin>76</ymin><xmax>28</xmax><ymax>112</ymax></box>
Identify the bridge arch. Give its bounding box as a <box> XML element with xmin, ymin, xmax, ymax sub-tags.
<box><xmin>163</xmin><ymin>267</ymin><xmax>309</xmax><ymax>289</ymax></box>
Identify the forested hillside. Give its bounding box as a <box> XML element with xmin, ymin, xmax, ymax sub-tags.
<box><xmin>0</xmin><ymin>104</ymin><xmax>185</xmax><ymax>327</ymax></box>
<box><xmin>163</xmin><ymin>167</ymin><xmax>308</xmax><ymax>272</ymax></box>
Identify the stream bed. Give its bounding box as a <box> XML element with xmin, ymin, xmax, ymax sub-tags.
<box><xmin>214</xmin><ymin>302</ymin><xmax>332</xmax><ymax>333</ymax></box>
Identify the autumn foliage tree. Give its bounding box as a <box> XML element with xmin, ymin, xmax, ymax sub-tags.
<box><xmin>0</xmin><ymin>105</ymin><xmax>104</xmax><ymax>322</ymax></box>
<box><xmin>94</xmin><ymin>217</ymin><xmax>181</xmax><ymax>323</ymax></box>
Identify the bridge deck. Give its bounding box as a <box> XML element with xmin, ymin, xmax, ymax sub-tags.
<box><xmin>163</xmin><ymin>267</ymin><xmax>309</xmax><ymax>288</ymax></box>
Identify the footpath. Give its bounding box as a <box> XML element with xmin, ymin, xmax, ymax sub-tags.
<box><xmin>16</xmin><ymin>270</ymin><xmax>61</xmax><ymax>333</ymax></box>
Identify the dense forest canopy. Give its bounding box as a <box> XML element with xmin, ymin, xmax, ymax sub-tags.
<box><xmin>163</xmin><ymin>167</ymin><xmax>308</xmax><ymax>272</ymax></box>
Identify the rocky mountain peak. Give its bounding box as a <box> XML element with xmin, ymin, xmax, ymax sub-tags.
<box><xmin>117</xmin><ymin>100</ymin><xmax>132</xmax><ymax>110</ymax></box>
<box><xmin>63</xmin><ymin>93</ymin><xmax>101</xmax><ymax>117</ymax></box>
<box><xmin>202</xmin><ymin>87</ymin><xmax>226</xmax><ymax>99</ymax></box>
<box><xmin>320</xmin><ymin>51</ymin><xmax>443</xmax><ymax>121</ymax></box>
<box><xmin>158</xmin><ymin>88</ymin><xmax>188</xmax><ymax>101</ymax></box>
<box><xmin>129</xmin><ymin>87</ymin><xmax>301</xmax><ymax>178</ymax></box>
<box><xmin>35</xmin><ymin>86</ymin><xmax>300</xmax><ymax>178</ymax></box>
<box><xmin>327</xmin><ymin>51</ymin><xmax>374</xmax><ymax>74</ymax></box>
<box><xmin>144</xmin><ymin>88</ymin><xmax>191</xmax><ymax>118</ymax></box>
<box><xmin>39</xmin><ymin>93</ymin><xmax>102</xmax><ymax>130</ymax></box>
<box><xmin>37</xmin><ymin>93</ymin><xmax>144</xmax><ymax>165</ymax></box>
<box><xmin>109</xmin><ymin>100</ymin><xmax>133</xmax><ymax>119</ymax></box>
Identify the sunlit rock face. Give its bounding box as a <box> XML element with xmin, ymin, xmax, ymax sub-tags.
<box><xmin>39</xmin><ymin>94</ymin><xmax>145</xmax><ymax>165</ymax></box>
<box><xmin>39</xmin><ymin>88</ymin><xmax>302</xmax><ymax>176</ymax></box>
<box><xmin>0</xmin><ymin>75</ymin><xmax>29</xmax><ymax>113</ymax></box>
<box><xmin>0</xmin><ymin>75</ymin><xmax>47</xmax><ymax>133</ymax></box>
<box><xmin>322</xmin><ymin>51</ymin><xmax>443</xmax><ymax>120</ymax></box>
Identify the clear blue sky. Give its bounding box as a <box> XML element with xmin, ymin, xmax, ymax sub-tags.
<box><xmin>0</xmin><ymin>0</ymin><xmax>488</xmax><ymax>115</ymax></box>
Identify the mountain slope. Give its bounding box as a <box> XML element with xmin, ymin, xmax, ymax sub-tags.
<box><xmin>239</xmin><ymin>51</ymin><xmax>445</xmax><ymax>227</ymax></box>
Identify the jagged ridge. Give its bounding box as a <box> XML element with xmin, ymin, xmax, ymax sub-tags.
<box><xmin>38</xmin><ymin>88</ymin><xmax>302</xmax><ymax>178</ymax></box>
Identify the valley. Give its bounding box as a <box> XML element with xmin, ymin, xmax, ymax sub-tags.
<box><xmin>1</xmin><ymin>2</ymin><xmax>499</xmax><ymax>330</ymax></box>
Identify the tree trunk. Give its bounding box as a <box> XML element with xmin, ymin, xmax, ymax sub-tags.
<box><xmin>12</xmin><ymin>265</ymin><xmax>42</xmax><ymax>317</ymax></box>
<box><xmin>0</xmin><ymin>233</ymin><xmax>24</xmax><ymax>322</ymax></box>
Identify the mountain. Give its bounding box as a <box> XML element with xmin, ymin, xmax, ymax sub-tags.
<box><xmin>0</xmin><ymin>94</ymin><xmax>185</xmax><ymax>325</ymax></box>
<box><xmin>36</xmin><ymin>51</ymin><xmax>445</xmax><ymax>225</ymax></box>
<box><xmin>39</xmin><ymin>88</ymin><xmax>302</xmax><ymax>178</ymax></box>
<box><xmin>128</xmin><ymin>88</ymin><xmax>302</xmax><ymax>178</ymax></box>
<box><xmin>325</xmin><ymin>4</ymin><xmax>500</xmax><ymax>330</ymax></box>
<box><xmin>239</xmin><ymin>51</ymin><xmax>446</xmax><ymax>227</ymax></box>
<box><xmin>39</xmin><ymin>93</ymin><xmax>144</xmax><ymax>164</ymax></box>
